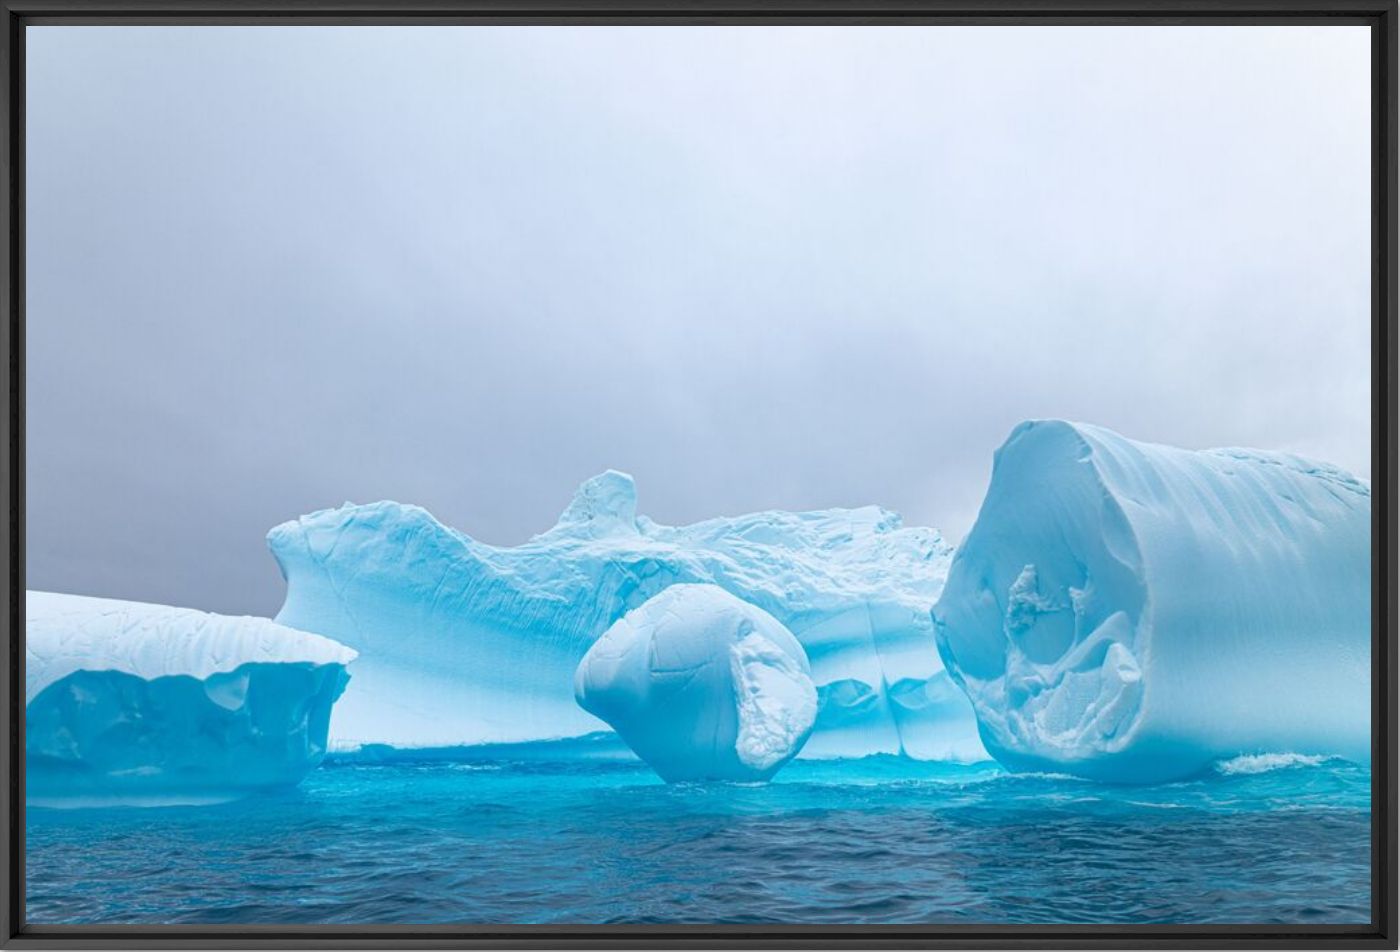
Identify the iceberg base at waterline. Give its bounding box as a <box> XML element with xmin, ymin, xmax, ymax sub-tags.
<box><xmin>25</xmin><ymin>591</ymin><xmax>357</xmax><ymax>807</ymax></box>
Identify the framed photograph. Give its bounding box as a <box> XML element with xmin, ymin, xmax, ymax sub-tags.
<box><xmin>2</xmin><ymin>0</ymin><xmax>1395</xmax><ymax>948</ymax></box>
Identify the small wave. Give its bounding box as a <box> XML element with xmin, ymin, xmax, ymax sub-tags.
<box><xmin>1000</xmin><ymin>770</ymin><xmax>1086</xmax><ymax>783</ymax></box>
<box><xmin>1123</xmin><ymin>800</ymin><xmax>1188</xmax><ymax>810</ymax></box>
<box><xmin>1215</xmin><ymin>753</ymin><xmax>1328</xmax><ymax>776</ymax></box>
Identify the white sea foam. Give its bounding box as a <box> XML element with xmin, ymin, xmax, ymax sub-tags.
<box><xmin>1215</xmin><ymin>753</ymin><xmax>1329</xmax><ymax>776</ymax></box>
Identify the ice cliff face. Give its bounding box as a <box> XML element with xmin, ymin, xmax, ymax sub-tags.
<box><xmin>933</xmin><ymin>421</ymin><xmax>1371</xmax><ymax>783</ymax></box>
<box><xmin>575</xmin><ymin>584</ymin><xmax>817</xmax><ymax>782</ymax></box>
<box><xmin>270</xmin><ymin>471</ymin><xmax>984</xmax><ymax>760</ymax></box>
<box><xmin>26</xmin><ymin>591</ymin><xmax>356</xmax><ymax>806</ymax></box>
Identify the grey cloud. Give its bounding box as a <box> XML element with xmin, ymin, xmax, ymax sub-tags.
<box><xmin>25</xmin><ymin>25</ymin><xmax>1371</xmax><ymax>616</ymax></box>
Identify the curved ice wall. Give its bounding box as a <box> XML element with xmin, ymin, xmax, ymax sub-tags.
<box><xmin>270</xmin><ymin>471</ymin><xmax>984</xmax><ymax>760</ymax></box>
<box><xmin>27</xmin><ymin>591</ymin><xmax>357</xmax><ymax>806</ymax></box>
<box><xmin>933</xmin><ymin>421</ymin><xmax>1371</xmax><ymax>782</ymax></box>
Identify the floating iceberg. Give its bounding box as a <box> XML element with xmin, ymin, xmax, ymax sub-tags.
<box><xmin>575</xmin><ymin>583</ymin><xmax>818</xmax><ymax>782</ymax></box>
<box><xmin>26</xmin><ymin>591</ymin><xmax>356</xmax><ymax>806</ymax></box>
<box><xmin>270</xmin><ymin>471</ymin><xmax>984</xmax><ymax>760</ymax></box>
<box><xmin>933</xmin><ymin>421</ymin><xmax>1371</xmax><ymax>783</ymax></box>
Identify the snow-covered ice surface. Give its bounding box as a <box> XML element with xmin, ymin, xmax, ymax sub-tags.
<box><xmin>575</xmin><ymin>583</ymin><xmax>817</xmax><ymax>781</ymax></box>
<box><xmin>933</xmin><ymin>420</ymin><xmax>1371</xmax><ymax>783</ymax></box>
<box><xmin>270</xmin><ymin>471</ymin><xmax>984</xmax><ymax>760</ymax></box>
<box><xmin>26</xmin><ymin>591</ymin><xmax>356</xmax><ymax>806</ymax></box>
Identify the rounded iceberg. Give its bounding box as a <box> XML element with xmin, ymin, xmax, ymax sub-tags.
<box><xmin>933</xmin><ymin>420</ymin><xmax>1371</xmax><ymax>783</ymax></box>
<box><xmin>574</xmin><ymin>584</ymin><xmax>818</xmax><ymax>782</ymax></box>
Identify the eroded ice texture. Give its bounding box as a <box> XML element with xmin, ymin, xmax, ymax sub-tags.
<box><xmin>270</xmin><ymin>471</ymin><xmax>984</xmax><ymax>760</ymax></box>
<box><xmin>933</xmin><ymin>421</ymin><xmax>1371</xmax><ymax>783</ymax></box>
<box><xmin>575</xmin><ymin>584</ymin><xmax>817</xmax><ymax>782</ymax></box>
<box><xmin>26</xmin><ymin>591</ymin><xmax>356</xmax><ymax>806</ymax></box>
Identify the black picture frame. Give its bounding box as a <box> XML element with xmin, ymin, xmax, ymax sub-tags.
<box><xmin>1</xmin><ymin>1</ymin><xmax>1394</xmax><ymax>947</ymax></box>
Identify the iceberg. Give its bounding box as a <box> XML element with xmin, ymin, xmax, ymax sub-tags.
<box><xmin>26</xmin><ymin>591</ymin><xmax>356</xmax><ymax>806</ymax></box>
<box><xmin>575</xmin><ymin>583</ymin><xmax>817</xmax><ymax>782</ymax></box>
<box><xmin>270</xmin><ymin>471</ymin><xmax>985</xmax><ymax>760</ymax></box>
<box><xmin>933</xmin><ymin>420</ymin><xmax>1371</xmax><ymax>783</ymax></box>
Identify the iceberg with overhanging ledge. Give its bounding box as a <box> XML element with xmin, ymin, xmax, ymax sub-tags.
<box><xmin>932</xmin><ymin>420</ymin><xmax>1371</xmax><ymax>783</ymax></box>
<box><xmin>270</xmin><ymin>471</ymin><xmax>985</xmax><ymax>761</ymax></box>
<box><xmin>26</xmin><ymin>591</ymin><xmax>357</xmax><ymax>806</ymax></box>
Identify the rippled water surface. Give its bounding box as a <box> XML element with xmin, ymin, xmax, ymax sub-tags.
<box><xmin>26</xmin><ymin>754</ymin><xmax>1371</xmax><ymax>924</ymax></box>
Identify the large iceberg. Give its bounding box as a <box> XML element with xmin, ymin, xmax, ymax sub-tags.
<box><xmin>26</xmin><ymin>591</ymin><xmax>356</xmax><ymax>806</ymax></box>
<box><xmin>575</xmin><ymin>583</ymin><xmax>818</xmax><ymax>782</ymax></box>
<box><xmin>270</xmin><ymin>471</ymin><xmax>984</xmax><ymax>760</ymax></box>
<box><xmin>933</xmin><ymin>421</ymin><xmax>1371</xmax><ymax>783</ymax></box>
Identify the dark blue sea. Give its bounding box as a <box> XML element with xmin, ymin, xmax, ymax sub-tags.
<box><xmin>25</xmin><ymin>750</ymin><xmax>1371</xmax><ymax>925</ymax></box>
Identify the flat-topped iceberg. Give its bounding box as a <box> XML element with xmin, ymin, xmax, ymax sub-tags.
<box><xmin>270</xmin><ymin>471</ymin><xmax>984</xmax><ymax>760</ymax></box>
<box><xmin>933</xmin><ymin>421</ymin><xmax>1371</xmax><ymax>783</ymax></box>
<box><xmin>575</xmin><ymin>583</ymin><xmax>818</xmax><ymax>782</ymax></box>
<box><xmin>26</xmin><ymin>591</ymin><xmax>356</xmax><ymax>806</ymax></box>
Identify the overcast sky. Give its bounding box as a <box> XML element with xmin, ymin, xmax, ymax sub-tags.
<box><xmin>26</xmin><ymin>25</ymin><xmax>1371</xmax><ymax>617</ymax></box>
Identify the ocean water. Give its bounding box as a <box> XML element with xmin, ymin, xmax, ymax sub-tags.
<box><xmin>25</xmin><ymin>751</ymin><xmax>1371</xmax><ymax>925</ymax></box>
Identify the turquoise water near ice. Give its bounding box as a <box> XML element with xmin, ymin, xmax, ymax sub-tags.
<box><xmin>25</xmin><ymin>752</ymin><xmax>1371</xmax><ymax>925</ymax></box>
